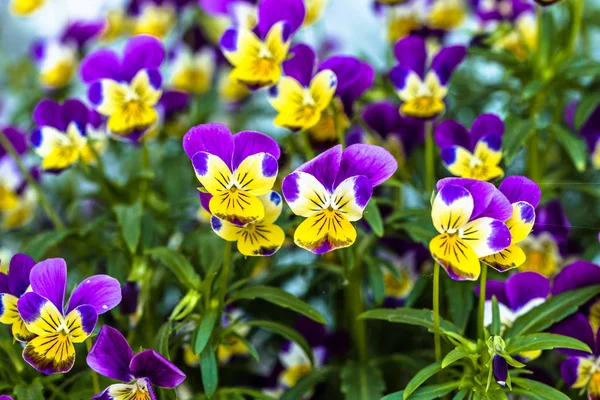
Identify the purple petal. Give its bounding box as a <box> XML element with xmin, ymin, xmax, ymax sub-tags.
<box><xmin>87</xmin><ymin>325</ymin><xmax>134</xmax><ymax>382</ymax></box>
<box><xmin>436</xmin><ymin>178</ymin><xmax>495</xmax><ymax>220</ymax></box>
<box><xmin>434</xmin><ymin>120</ymin><xmax>471</xmax><ymax>150</ymax></box>
<box><xmin>339</xmin><ymin>61</ymin><xmax>374</xmax><ymax>115</ymax></box>
<box><xmin>80</xmin><ymin>49</ymin><xmax>122</xmax><ymax>83</ymax></box>
<box><xmin>492</xmin><ymin>354</ymin><xmax>508</xmax><ymax>386</ymax></box>
<box><xmin>232</xmin><ymin>130</ymin><xmax>281</xmax><ymax>170</ymax></box>
<box><xmin>297</xmin><ymin>145</ymin><xmax>342</xmax><ymax>192</ymax></box>
<box><xmin>283</xmin><ymin>43</ymin><xmax>316</xmax><ymax>87</ymax></box>
<box><xmin>61</xmin><ymin>99</ymin><xmax>90</xmax><ymax>127</ymax></box>
<box><xmin>70</xmin><ymin>304</ymin><xmax>98</xmax><ymax>336</ymax></box>
<box><xmin>0</xmin><ymin>273</ymin><xmax>8</xmax><ymax>294</ymax></box>
<box><xmin>498</xmin><ymin>176</ymin><xmax>541</xmax><ymax>208</ymax></box>
<box><xmin>159</xmin><ymin>90</ymin><xmax>190</xmax><ymax>115</ymax></box>
<box><xmin>561</xmin><ymin>357</ymin><xmax>586</xmax><ymax>387</ymax></box>
<box><xmin>119</xmin><ymin>281</ymin><xmax>140</xmax><ymax>316</ymax></box>
<box><xmin>0</xmin><ymin>126</ymin><xmax>28</xmax><ymax>157</ymax></box>
<box><xmin>293</xmin><ymin>316</ymin><xmax>327</xmax><ymax>347</ymax></box>
<box><xmin>61</xmin><ymin>20</ymin><xmax>105</xmax><ymax>49</ymax></box>
<box><xmin>551</xmin><ymin>313</ymin><xmax>595</xmax><ymax>357</ymax></box>
<box><xmin>430</xmin><ymin>45</ymin><xmax>467</xmax><ymax>85</ymax></box>
<box><xmin>130</xmin><ymin>349</ymin><xmax>186</xmax><ymax>388</ymax></box>
<box><xmin>121</xmin><ymin>35</ymin><xmax>165</xmax><ymax>83</ymax></box>
<box><xmin>199</xmin><ymin>192</ymin><xmax>212</xmax><ymax>213</ymax></box>
<box><xmin>480</xmin><ymin>280</ymin><xmax>508</xmax><ymax>305</ymax></box>
<box><xmin>92</xmin><ymin>380</ymin><xmax>156</xmax><ymax>400</ymax></box>
<box><xmin>8</xmin><ymin>254</ymin><xmax>35</xmax><ymax>297</ymax></box>
<box><xmin>564</xmin><ymin>101</ymin><xmax>577</xmax><ymax>130</ymax></box>
<box><xmin>33</xmin><ymin>99</ymin><xmax>64</xmax><ymax>130</ymax></box>
<box><xmin>29</xmin><ymin>258</ymin><xmax>67</xmax><ymax>314</ymax></box>
<box><xmin>334</xmin><ymin>144</ymin><xmax>398</xmax><ymax>188</ymax></box>
<box><xmin>552</xmin><ymin>261</ymin><xmax>600</xmax><ymax>295</ymax></box>
<box><xmin>257</xmin><ymin>0</ymin><xmax>305</xmax><ymax>38</ymax></box>
<box><xmin>505</xmin><ymin>272</ymin><xmax>549</xmax><ymax>311</ymax></box>
<box><xmin>362</xmin><ymin>102</ymin><xmax>399</xmax><ymax>137</ymax></box>
<box><xmin>182</xmin><ymin>123</ymin><xmax>234</xmax><ymax>168</ymax></box>
<box><xmin>393</xmin><ymin>36</ymin><xmax>427</xmax><ymax>77</ymax></box>
<box><xmin>533</xmin><ymin>200</ymin><xmax>570</xmax><ymax>242</ymax></box>
<box><xmin>66</xmin><ymin>275</ymin><xmax>122</xmax><ymax>315</ymax></box>
<box><xmin>469</xmin><ymin>114</ymin><xmax>504</xmax><ymax>146</ymax></box>
<box><xmin>318</xmin><ymin>56</ymin><xmax>362</xmax><ymax>95</ymax></box>
<box><xmin>478</xmin><ymin>188</ymin><xmax>513</xmax><ymax>222</ymax></box>
<box><xmin>17</xmin><ymin>291</ymin><xmax>50</xmax><ymax>324</ymax></box>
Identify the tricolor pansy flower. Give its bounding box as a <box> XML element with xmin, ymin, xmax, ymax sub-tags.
<box><xmin>382</xmin><ymin>0</ymin><xmax>427</xmax><ymax>43</ymax></box>
<box><xmin>566</xmin><ymin>101</ymin><xmax>600</xmax><ymax>170</ymax></box>
<box><xmin>268</xmin><ymin>43</ymin><xmax>337</xmax><ymax>131</ymax></box>
<box><xmin>0</xmin><ymin>254</ymin><xmax>36</xmax><ymax>342</ymax></box>
<box><xmin>390</xmin><ymin>35</ymin><xmax>466</xmax><ymax>119</ymax></box>
<box><xmin>219</xmin><ymin>0</ymin><xmax>306</xmax><ymax>88</ymax></box>
<box><xmin>183</xmin><ymin>123</ymin><xmax>280</xmax><ymax>226</ymax></box>
<box><xmin>87</xmin><ymin>325</ymin><xmax>186</xmax><ymax>399</ymax></box>
<box><xmin>282</xmin><ymin>144</ymin><xmax>397</xmax><ymax>254</ymax></box>
<box><xmin>473</xmin><ymin>0</ymin><xmax>533</xmax><ymax>22</ymax></box>
<box><xmin>17</xmin><ymin>258</ymin><xmax>122</xmax><ymax>374</ymax></box>
<box><xmin>482</xmin><ymin>176</ymin><xmax>540</xmax><ymax>271</ymax></box>
<box><xmin>169</xmin><ymin>27</ymin><xmax>217</xmax><ymax>95</ymax></box>
<box><xmin>81</xmin><ymin>35</ymin><xmax>165</xmax><ymax>141</ymax></box>
<box><xmin>31</xmin><ymin>99</ymin><xmax>108</xmax><ymax>171</ymax></box>
<box><xmin>9</xmin><ymin>0</ymin><xmax>44</xmax><ymax>15</ymax></box>
<box><xmin>430</xmin><ymin>178</ymin><xmax>513</xmax><ymax>280</ymax></box>
<box><xmin>212</xmin><ymin>191</ymin><xmax>285</xmax><ymax>256</ymax></box>
<box><xmin>490</xmin><ymin>13</ymin><xmax>537</xmax><ymax>60</ymax></box>
<box><xmin>435</xmin><ymin>114</ymin><xmax>504</xmax><ymax>181</ymax></box>
<box><xmin>30</xmin><ymin>20</ymin><xmax>105</xmax><ymax>89</ymax></box>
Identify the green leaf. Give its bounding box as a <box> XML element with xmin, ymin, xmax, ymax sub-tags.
<box><xmin>505</xmin><ymin>285</ymin><xmax>600</xmax><ymax>339</ymax></box>
<box><xmin>154</xmin><ymin>322</ymin><xmax>172</xmax><ymax>360</ymax></box>
<box><xmin>243</xmin><ymin>320</ymin><xmax>314</xmax><ymax>365</ymax></box>
<box><xmin>366</xmin><ymin>257</ymin><xmax>385</xmax><ymax>306</ymax></box>
<box><xmin>382</xmin><ymin>381</ymin><xmax>461</xmax><ymax>400</ymax></box>
<box><xmin>502</xmin><ymin>116</ymin><xmax>533</xmax><ymax>165</ymax></box>
<box><xmin>146</xmin><ymin>247</ymin><xmax>202</xmax><ymax>289</ymax></box>
<box><xmin>230</xmin><ymin>333</ymin><xmax>260</xmax><ymax>362</ymax></box>
<box><xmin>359</xmin><ymin>308</ymin><xmax>461</xmax><ymax>335</ymax></box>
<box><xmin>14</xmin><ymin>379</ymin><xmax>44</xmax><ymax>400</ymax></box>
<box><xmin>452</xmin><ymin>389</ymin><xmax>469</xmax><ymax>400</ymax></box>
<box><xmin>21</xmin><ymin>229</ymin><xmax>74</xmax><ymax>260</ymax></box>
<box><xmin>575</xmin><ymin>93</ymin><xmax>600</xmax><ymax>129</ymax></box>
<box><xmin>553</xmin><ymin>125</ymin><xmax>588</xmax><ymax>172</ymax></box>
<box><xmin>200</xmin><ymin>345</ymin><xmax>218</xmax><ymax>397</ymax></box>
<box><xmin>195</xmin><ymin>306</ymin><xmax>219</xmax><ymax>355</ymax></box>
<box><xmin>280</xmin><ymin>367</ymin><xmax>334</xmax><ymax>400</ymax></box>
<box><xmin>113</xmin><ymin>201</ymin><xmax>143</xmax><ymax>254</ymax></box>
<box><xmin>228</xmin><ymin>286</ymin><xmax>326</xmax><ymax>324</ymax></box>
<box><xmin>363</xmin><ymin>199</ymin><xmax>384</xmax><ymax>237</ymax></box>
<box><xmin>512</xmin><ymin>377</ymin><xmax>569</xmax><ymax>400</ymax></box>
<box><xmin>340</xmin><ymin>362</ymin><xmax>386</xmax><ymax>400</ymax></box>
<box><xmin>506</xmin><ymin>333</ymin><xmax>592</xmax><ymax>354</ymax></box>
<box><xmin>490</xmin><ymin>296</ymin><xmax>501</xmax><ymax>336</ymax></box>
<box><xmin>444</xmin><ymin>278</ymin><xmax>475</xmax><ymax>333</ymax></box>
<box><xmin>404</xmin><ymin>277</ymin><xmax>429</xmax><ymax>308</ymax></box>
<box><xmin>220</xmin><ymin>387</ymin><xmax>277</xmax><ymax>400</ymax></box>
<box><xmin>442</xmin><ymin>348</ymin><xmax>470</xmax><ymax>368</ymax></box>
<box><xmin>402</xmin><ymin>362</ymin><xmax>442</xmax><ymax>399</ymax></box>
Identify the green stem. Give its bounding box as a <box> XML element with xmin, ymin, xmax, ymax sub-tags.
<box><xmin>0</xmin><ymin>130</ymin><xmax>65</xmax><ymax>230</ymax></box>
<box><xmin>425</xmin><ymin>121</ymin><xmax>435</xmax><ymax>194</ymax></box>
<box><xmin>86</xmin><ymin>338</ymin><xmax>101</xmax><ymax>395</ymax></box>
<box><xmin>432</xmin><ymin>262</ymin><xmax>442</xmax><ymax>362</ymax></box>
<box><xmin>567</xmin><ymin>0</ymin><xmax>584</xmax><ymax>56</ymax></box>
<box><xmin>218</xmin><ymin>241</ymin><xmax>233</xmax><ymax>309</ymax></box>
<box><xmin>346</xmin><ymin>248</ymin><xmax>368</xmax><ymax>362</ymax></box>
<box><xmin>478</xmin><ymin>263</ymin><xmax>488</xmax><ymax>341</ymax></box>
<box><xmin>526</xmin><ymin>132</ymin><xmax>540</xmax><ymax>182</ymax></box>
<box><xmin>298</xmin><ymin>130</ymin><xmax>315</xmax><ymax>160</ymax></box>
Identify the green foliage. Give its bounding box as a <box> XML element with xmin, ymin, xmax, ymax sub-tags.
<box><xmin>402</xmin><ymin>362</ymin><xmax>442</xmax><ymax>399</ymax></box>
<box><xmin>200</xmin><ymin>345</ymin><xmax>218</xmax><ymax>397</ymax></box>
<box><xmin>146</xmin><ymin>247</ymin><xmax>202</xmax><ymax>289</ymax></box>
<box><xmin>113</xmin><ymin>201</ymin><xmax>143</xmax><ymax>254</ymax></box>
<box><xmin>505</xmin><ymin>333</ymin><xmax>592</xmax><ymax>354</ymax></box>
<box><xmin>242</xmin><ymin>320</ymin><xmax>315</xmax><ymax>365</ymax></box>
<box><xmin>14</xmin><ymin>380</ymin><xmax>44</xmax><ymax>400</ymax></box>
<box><xmin>340</xmin><ymin>362</ymin><xmax>386</xmax><ymax>400</ymax></box>
<box><xmin>363</xmin><ymin>199</ymin><xmax>384</xmax><ymax>237</ymax></box>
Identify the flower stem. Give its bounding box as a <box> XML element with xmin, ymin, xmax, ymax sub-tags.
<box><xmin>425</xmin><ymin>121</ymin><xmax>435</xmax><ymax>194</ymax></box>
<box><xmin>298</xmin><ymin>130</ymin><xmax>315</xmax><ymax>160</ymax></box>
<box><xmin>346</xmin><ymin>258</ymin><xmax>368</xmax><ymax>362</ymax></box>
<box><xmin>567</xmin><ymin>0</ymin><xmax>584</xmax><ymax>57</ymax></box>
<box><xmin>478</xmin><ymin>263</ymin><xmax>488</xmax><ymax>341</ymax></box>
<box><xmin>218</xmin><ymin>241</ymin><xmax>233</xmax><ymax>309</ymax></box>
<box><xmin>86</xmin><ymin>337</ymin><xmax>100</xmax><ymax>395</ymax></box>
<box><xmin>0</xmin><ymin>130</ymin><xmax>65</xmax><ymax>230</ymax></box>
<box><xmin>432</xmin><ymin>262</ymin><xmax>442</xmax><ymax>362</ymax></box>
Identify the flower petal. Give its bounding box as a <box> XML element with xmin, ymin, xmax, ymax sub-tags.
<box><xmin>33</xmin><ymin>99</ymin><xmax>65</xmax><ymax>131</ymax></box>
<box><xmin>232</xmin><ymin>130</ymin><xmax>281</xmax><ymax>170</ymax></box>
<box><xmin>334</xmin><ymin>144</ymin><xmax>397</xmax><ymax>187</ymax></box>
<box><xmin>460</xmin><ymin>217</ymin><xmax>511</xmax><ymax>258</ymax></box>
<box><xmin>18</xmin><ymin>292</ymin><xmax>64</xmax><ymax>336</ymax></box>
<box><xmin>183</xmin><ymin>123</ymin><xmax>234</xmax><ymax>166</ymax></box>
<box><xmin>64</xmin><ymin>305</ymin><xmax>97</xmax><ymax>343</ymax></box>
<box><xmin>260</xmin><ymin>191</ymin><xmax>283</xmax><ymax>224</ymax></box>
<box><xmin>436</xmin><ymin>178</ymin><xmax>495</xmax><ymax>220</ymax></box>
<box><xmin>130</xmin><ymin>69</ymin><xmax>162</xmax><ymax>107</ymax></box>
<box><xmin>282</xmin><ymin>171</ymin><xmax>330</xmax><ymax>217</ymax></box>
<box><xmin>238</xmin><ymin>222</ymin><xmax>285</xmax><ymax>256</ymax></box>
<box><xmin>431</xmin><ymin>184</ymin><xmax>474</xmax><ymax>234</ymax></box>
<box><xmin>533</xmin><ymin>199</ymin><xmax>570</xmax><ymax>242</ymax></box>
<box><xmin>233</xmin><ymin>153</ymin><xmax>278</xmax><ymax>196</ymax></box>
<box><xmin>121</xmin><ymin>35</ymin><xmax>165</xmax><ymax>82</ymax></box>
<box><xmin>393</xmin><ymin>35</ymin><xmax>427</xmax><ymax>77</ymax></box>
<box><xmin>430</xmin><ymin>45</ymin><xmax>466</xmax><ymax>85</ymax></box>
<box><xmin>440</xmin><ymin>146</ymin><xmax>476</xmax><ymax>178</ymax></box>
<box><xmin>435</xmin><ymin>120</ymin><xmax>471</xmax><ymax>150</ymax></box>
<box><xmin>430</xmin><ymin>233</ymin><xmax>481</xmax><ymax>281</ymax></box>
<box><xmin>88</xmin><ymin>79</ymin><xmax>128</xmax><ymax>116</ymax></box>
<box><xmin>551</xmin><ymin>313</ymin><xmax>595</xmax><ymax>358</ymax></box>
<box><xmin>23</xmin><ymin>331</ymin><xmax>75</xmax><ymax>374</ymax></box>
<box><xmin>473</xmin><ymin>134</ymin><xmax>503</xmax><ymax>169</ymax></box>
<box><xmin>294</xmin><ymin>210</ymin><xmax>356</xmax><ymax>254</ymax></box>
<box><xmin>192</xmin><ymin>151</ymin><xmax>234</xmax><ymax>195</ymax></box>
<box><xmin>257</xmin><ymin>0</ymin><xmax>305</xmax><ymax>38</ymax></box>
<box><xmin>283</xmin><ymin>43</ymin><xmax>316</xmax><ymax>86</ymax></box>
<box><xmin>66</xmin><ymin>275</ymin><xmax>122</xmax><ymax>315</ymax></box>
<box><xmin>29</xmin><ymin>258</ymin><xmax>67</xmax><ymax>314</ymax></box>
<box><xmin>87</xmin><ymin>325</ymin><xmax>134</xmax><ymax>382</ymax></box>
<box><xmin>80</xmin><ymin>49</ymin><xmax>122</xmax><ymax>83</ymax></box>
<box><xmin>482</xmin><ymin>243</ymin><xmax>527</xmax><ymax>272</ymax></box>
<box><xmin>297</xmin><ymin>145</ymin><xmax>342</xmax><ymax>192</ymax></box>
<box><xmin>505</xmin><ymin>271</ymin><xmax>549</xmax><ymax>312</ymax></box>
<box><xmin>94</xmin><ymin>380</ymin><xmax>156</xmax><ymax>400</ymax></box>
<box><xmin>498</xmin><ymin>176</ymin><xmax>541</xmax><ymax>208</ymax></box>
<box><xmin>8</xmin><ymin>253</ymin><xmax>35</xmax><ymax>297</ymax></box>
<box><xmin>211</xmin><ymin>216</ymin><xmax>242</xmax><ymax>241</ymax></box>
<box><xmin>470</xmin><ymin>114</ymin><xmax>504</xmax><ymax>145</ymax></box>
<box><xmin>209</xmin><ymin>190</ymin><xmax>265</xmax><ymax>226</ymax></box>
<box><xmin>0</xmin><ymin>293</ymin><xmax>20</xmax><ymax>325</ymax></box>
<box><xmin>130</xmin><ymin>349</ymin><xmax>186</xmax><ymax>388</ymax></box>
<box><xmin>310</xmin><ymin>69</ymin><xmax>337</xmax><ymax>110</ymax></box>
<box><xmin>561</xmin><ymin>356</ymin><xmax>593</xmax><ymax>388</ymax></box>
<box><xmin>331</xmin><ymin>176</ymin><xmax>373</xmax><ymax>222</ymax></box>
<box><xmin>552</xmin><ymin>261</ymin><xmax>600</xmax><ymax>295</ymax></box>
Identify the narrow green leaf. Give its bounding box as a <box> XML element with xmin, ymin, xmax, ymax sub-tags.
<box><xmin>444</xmin><ymin>278</ymin><xmax>475</xmax><ymax>333</ymax></box>
<box><xmin>512</xmin><ymin>377</ymin><xmax>569</xmax><ymax>400</ymax></box>
<box><xmin>229</xmin><ymin>286</ymin><xmax>326</xmax><ymax>324</ymax></box>
<box><xmin>280</xmin><ymin>367</ymin><xmax>334</xmax><ymax>400</ymax></box>
<box><xmin>575</xmin><ymin>93</ymin><xmax>600</xmax><ymax>129</ymax></box>
<box><xmin>505</xmin><ymin>285</ymin><xmax>600</xmax><ymax>339</ymax></box>
<box><xmin>452</xmin><ymin>388</ymin><xmax>469</xmax><ymax>400</ymax></box>
<box><xmin>359</xmin><ymin>308</ymin><xmax>461</xmax><ymax>335</ymax></box>
<box><xmin>382</xmin><ymin>381</ymin><xmax>461</xmax><ymax>400</ymax></box>
<box><xmin>14</xmin><ymin>379</ymin><xmax>44</xmax><ymax>400</ymax></box>
<box><xmin>340</xmin><ymin>362</ymin><xmax>386</xmax><ymax>400</ymax></box>
<box><xmin>366</xmin><ymin>257</ymin><xmax>385</xmax><ymax>306</ymax></box>
<box><xmin>113</xmin><ymin>201</ymin><xmax>143</xmax><ymax>254</ymax></box>
<box><xmin>146</xmin><ymin>247</ymin><xmax>202</xmax><ymax>289</ymax></box>
<box><xmin>21</xmin><ymin>229</ymin><xmax>74</xmax><ymax>260</ymax></box>
<box><xmin>363</xmin><ymin>199</ymin><xmax>384</xmax><ymax>237</ymax></box>
<box><xmin>200</xmin><ymin>345</ymin><xmax>218</xmax><ymax>397</ymax></box>
<box><xmin>195</xmin><ymin>306</ymin><xmax>219</xmax><ymax>355</ymax></box>
<box><xmin>243</xmin><ymin>320</ymin><xmax>314</xmax><ymax>365</ymax></box>
<box><xmin>491</xmin><ymin>296</ymin><xmax>501</xmax><ymax>336</ymax></box>
<box><xmin>231</xmin><ymin>333</ymin><xmax>260</xmax><ymax>362</ymax></box>
<box><xmin>506</xmin><ymin>333</ymin><xmax>592</xmax><ymax>354</ymax></box>
<box><xmin>220</xmin><ymin>387</ymin><xmax>277</xmax><ymax>400</ymax></box>
<box><xmin>154</xmin><ymin>322</ymin><xmax>172</xmax><ymax>360</ymax></box>
<box><xmin>502</xmin><ymin>117</ymin><xmax>533</xmax><ymax>164</ymax></box>
<box><xmin>402</xmin><ymin>362</ymin><xmax>442</xmax><ymax>399</ymax></box>
<box><xmin>442</xmin><ymin>348</ymin><xmax>470</xmax><ymax>368</ymax></box>
<box><xmin>553</xmin><ymin>125</ymin><xmax>588</xmax><ymax>172</ymax></box>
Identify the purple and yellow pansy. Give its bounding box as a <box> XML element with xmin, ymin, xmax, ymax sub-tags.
<box><xmin>81</xmin><ymin>35</ymin><xmax>165</xmax><ymax>141</ymax></box>
<box><xmin>183</xmin><ymin>123</ymin><xmax>280</xmax><ymax>226</ymax></box>
<box><xmin>0</xmin><ymin>254</ymin><xmax>36</xmax><ymax>342</ymax></box>
<box><xmin>211</xmin><ymin>190</ymin><xmax>286</xmax><ymax>256</ymax></box>
<box><xmin>169</xmin><ymin>27</ymin><xmax>217</xmax><ymax>95</ymax></box>
<box><xmin>435</xmin><ymin>114</ymin><xmax>505</xmax><ymax>181</ymax></box>
<box><xmin>268</xmin><ymin>43</ymin><xmax>337</xmax><ymax>131</ymax></box>
<box><xmin>429</xmin><ymin>178</ymin><xmax>513</xmax><ymax>280</ymax></box>
<box><xmin>219</xmin><ymin>0</ymin><xmax>306</xmax><ymax>89</ymax></box>
<box><xmin>390</xmin><ymin>35</ymin><xmax>466</xmax><ymax>119</ymax></box>
<box><xmin>17</xmin><ymin>258</ymin><xmax>121</xmax><ymax>374</ymax></box>
<box><xmin>128</xmin><ymin>0</ymin><xmax>176</xmax><ymax>39</ymax></box>
<box><xmin>282</xmin><ymin>144</ymin><xmax>397</xmax><ymax>254</ymax></box>
<box><xmin>87</xmin><ymin>325</ymin><xmax>186</xmax><ymax>399</ymax></box>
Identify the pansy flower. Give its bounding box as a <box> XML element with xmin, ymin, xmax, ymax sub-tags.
<box><xmin>472</xmin><ymin>0</ymin><xmax>533</xmax><ymax>22</ymax></box>
<box><xmin>10</xmin><ymin>0</ymin><xmax>44</xmax><ymax>15</ymax></box>
<box><xmin>128</xmin><ymin>0</ymin><xmax>176</xmax><ymax>39</ymax></box>
<box><xmin>377</xmin><ymin>242</ymin><xmax>428</xmax><ymax>307</ymax></box>
<box><xmin>435</xmin><ymin>114</ymin><xmax>504</xmax><ymax>181</ymax></box>
<box><xmin>212</xmin><ymin>191</ymin><xmax>285</xmax><ymax>256</ymax></box>
<box><xmin>430</xmin><ymin>178</ymin><xmax>512</xmax><ymax>280</ymax></box>
<box><xmin>482</xmin><ymin>176</ymin><xmax>540</xmax><ymax>271</ymax></box>
<box><xmin>566</xmin><ymin>102</ymin><xmax>600</xmax><ymax>170</ymax></box>
<box><xmin>390</xmin><ymin>35</ymin><xmax>466</xmax><ymax>119</ymax></box>
<box><xmin>31</xmin><ymin>99</ymin><xmax>108</xmax><ymax>171</ymax></box>
<box><xmin>0</xmin><ymin>254</ymin><xmax>36</xmax><ymax>342</ymax></box>
<box><xmin>87</xmin><ymin>325</ymin><xmax>186</xmax><ymax>399</ymax></box>
<box><xmin>183</xmin><ymin>123</ymin><xmax>280</xmax><ymax>226</ymax></box>
<box><xmin>268</xmin><ymin>44</ymin><xmax>337</xmax><ymax>131</ymax></box>
<box><xmin>17</xmin><ymin>258</ymin><xmax>121</xmax><ymax>374</ymax></box>
<box><xmin>169</xmin><ymin>27</ymin><xmax>217</xmax><ymax>95</ymax></box>
<box><xmin>220</xmin><ymin>0</ymin><xmax>306</xmax><ymax>88</ymax></box>
<box><xmin>81</xmin><ymin>35</ymin><xmax>165</xmax><ymax>141</ymax></box>
<box><xmin>282</xmin><ymin>144</ymin><xmax>397</xmax><ymax>254</ymax></box>
<box><xmin>31</xmin><ymin>20</ymin><xmax>104</xmax><ymax>89</ymax></box>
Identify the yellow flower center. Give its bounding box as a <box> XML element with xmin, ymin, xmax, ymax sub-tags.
<box><xmin>383</xmin><ymin>270</ymin><xmax>413</xmax><ymax>298</ymax></box>
<box><xmin>400</xmin><ymin>96</ymin><xmax>445</xmax><ymax>119</ymax></box>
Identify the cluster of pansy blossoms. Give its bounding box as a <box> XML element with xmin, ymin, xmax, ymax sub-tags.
<box><xmin>2</xmin><ymin>0</ymin><xmax>600</xmax><ymax>398</ymax></box>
